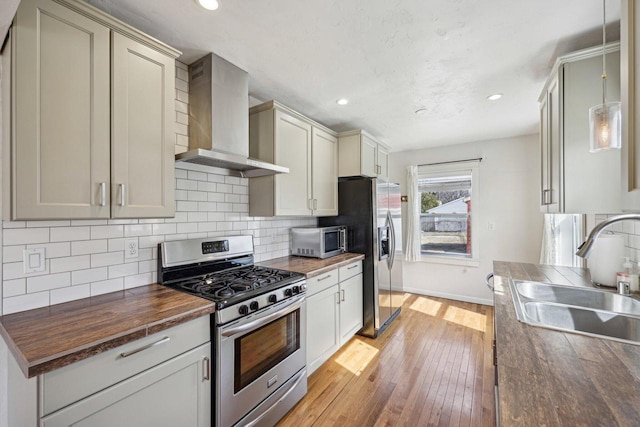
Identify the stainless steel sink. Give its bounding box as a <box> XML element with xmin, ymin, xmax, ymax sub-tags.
<box><xmin>510</xmin><ymin>280</ymin><xmax>640</xmax><ymax>345</ymax></box>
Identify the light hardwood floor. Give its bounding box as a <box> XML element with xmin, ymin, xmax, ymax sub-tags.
<box><xmin>278</xmin><ymin>293</ymin><xmax>495</xmax><ymax>427</ymax></box>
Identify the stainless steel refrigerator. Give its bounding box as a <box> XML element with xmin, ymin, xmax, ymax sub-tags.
<box><xmin>319</xmin><ymin>178</ymin><xmax>403</xmax><ymax>337</ymax></box>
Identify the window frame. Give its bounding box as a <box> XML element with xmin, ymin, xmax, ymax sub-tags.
<box><xmin>417</xmin><ymin>161</ymin><xmax>480</xmax><ymax>267</ymax></box>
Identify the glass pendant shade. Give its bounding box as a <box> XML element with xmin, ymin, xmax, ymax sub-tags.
<box><xmin>589</xmin><ymin>101</ymin><xmax>621</xmax><ymax>152</ymax></box>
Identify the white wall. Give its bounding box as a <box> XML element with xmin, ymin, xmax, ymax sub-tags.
<box><xmin>390</xmin><ymin>134</ymin><xmax>543</xmax><ymax>305</ymax></box>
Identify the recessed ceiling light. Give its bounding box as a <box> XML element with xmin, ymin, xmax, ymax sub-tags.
<box><xmin>195</xmin><ymin>0</ymin><xmax>219</xmax><ymax>11</ymax></box>
<box><xmin>415</xmin><ymin>108</ymin><xmax>428</xmax><ymax>116</ymax></box>
<box><xmin>336</xmin><ymin>98</ymin><xmax>349</xmax><ymax>106</ymax></box>
<box><xmin>487</xmin><ymin>93</ymin><xmax>503</xmax><ymax>101</ymax></box>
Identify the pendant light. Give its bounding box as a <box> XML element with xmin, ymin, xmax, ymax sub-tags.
<box><xmin>589</xmin><ymin>0</ymin><xmax>621</xmax><ymax>152</ymax></box>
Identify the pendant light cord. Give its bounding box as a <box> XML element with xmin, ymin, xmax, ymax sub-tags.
<box><xmin>602</xmin><ymin>0</ymin><xmax>607</xmax><ymax>106</ymax></box>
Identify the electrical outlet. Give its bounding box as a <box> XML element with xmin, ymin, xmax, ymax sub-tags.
<box><xmin>125</xmin><ymin>239</ymin><xmax>139</xmax><ymax>259</ymax></box>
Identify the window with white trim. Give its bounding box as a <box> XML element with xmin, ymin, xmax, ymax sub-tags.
<box><xmin>418</xmin><ymin>161</ymin><xmax>479</xmax><ymax>260</ymax></box>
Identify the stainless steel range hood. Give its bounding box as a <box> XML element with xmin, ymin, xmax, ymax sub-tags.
<box><xmin>175</xmin><ymin>53</ymin><xmax>288</xmax><ymax>177</ymax></box>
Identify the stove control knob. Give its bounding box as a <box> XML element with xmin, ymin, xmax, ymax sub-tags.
<box><xmin>292</xmin><ymin>285</ymin><xmax>300</xmax><ymax>294</ymax></box>
<box><xmin>284</xmin><ymin>288</ymin><xmax>293</xmax><ymax>297</ymax></box>
<box><xmin>299</xmin><ymin>284</ymin><xmax>307</xmax><ymax>292</ymax></box>
<box><xmin>268</xmin><ymin>294</ymin><xmax>278</xmax><ymax>303</ymax></box>
<box><xmin>250</xmin><ymin>301</ymin><xmax>259</xmax><ymax>311</ymax></box>
<box><xmin>238</xmin><ymin>305</ymin><xmax>249</xmax><ymax>315</ymax></box>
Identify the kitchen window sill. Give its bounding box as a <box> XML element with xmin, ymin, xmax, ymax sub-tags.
<box><xmin>419</xmin><ymin>255</ymin><xmax>480</xmax><ymax>268</ymax></box>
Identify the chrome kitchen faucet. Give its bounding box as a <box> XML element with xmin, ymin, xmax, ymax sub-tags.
<box><xmin>576</xmin><ymin>213</ymin><xmax>640</xmax><ymax>258</ymax></box>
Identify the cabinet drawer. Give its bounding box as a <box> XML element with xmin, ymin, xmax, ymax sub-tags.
<box><xmin>306</xmin><ymin>270</ymin><xmax>339</xmax><ymax>296</ymax></box>
<box><xmin>41</xmin><ymin>316</ymin><xmax>210</xmax><ymax>416</ymax></box>
<box><xmin>339</xmin><ymin>261</ymin><xmax>362</xmax><ymax>282</ymax></box>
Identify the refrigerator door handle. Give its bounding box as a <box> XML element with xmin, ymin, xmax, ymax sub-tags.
<box><xmin>387</xmin><ymin>210</ymin><xmax>395</xmax><ymax>269</ymax></box>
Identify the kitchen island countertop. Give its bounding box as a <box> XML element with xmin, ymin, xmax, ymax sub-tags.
<box><xmin>257</xmin><ymin>252</ymin><xmax>365</xmax><ymax>278</ymax></box>
<box><xmin>494</xmin><ymin>261</ymin><xmax>640</xmax><ymax>426</ymax></box>
<box><xmin>0</xmin><ymin>284</ymin><xmax>214</xmax><ymax>378</ymax></box>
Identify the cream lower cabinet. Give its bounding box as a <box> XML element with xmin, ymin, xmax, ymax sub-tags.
<box><xmin>306</xmin><ymin>261</ymin><xmax>363</xmax><ymax>376</ymax></box>
<box><xmin>338</xmin><ymin>130</ymin><xmax>389</xmax><ymax>182</ymax></box>
<box><xmin>538</xmin><ymin>43</ymin><xmax>621</xmax><ymax>214</ymax></box>
<box><xmin>8</xmin><ymin>317</ymin><xmax>211</xmax><ymax>427</ymax></box>
<box><xmin>3</xmin><ymin>0</ymin><xmax>177</xmax><ymax>220</ymax></box>
<box><xmin>249</xmin><ymin>101</ymin><xmax>338</xmax><ymax>217</ymax></box>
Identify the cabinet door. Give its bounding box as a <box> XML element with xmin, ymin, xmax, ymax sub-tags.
<box><xmin>41</xmin><ymin>343</ymin><xmax>211</xmax><ymax>427</ymax></box>
<box><xmin>111</xmin><ymin>32</ymin><xmax>175</xmax><ymax>218</ymax></box>
<box><xmin>621</xmin><ymin>0</ymin><xmax>640</xmax><ymax>210</ymax></box>
<box><xmin>361</xmin><ymin>134</ymin><xmax>378</xmax><ymax>177</ymax></box>
<box><xmin>274</xmin><ymin>110</ymin><xmax>313</xmax><ymax>216</ymax></box>
<box><xmin>547</xmin><ymin>75</ymin><xmax>562</xmax><ymax>213</ymax></box>
<box><xmin>340</xmin><ymin>274</ymin><xmax>363</xmax><ymax>345</ymax></box>
<box><xmin>306</xmin><ymin>284</ymin><xmax>340</xmax><ymax>376</ymax></box>
<box><xmin>311</xmin><ymin>127</ymin><xmax>338</xmax><ymax>216</ymax></box>
<box><xmin>377</xmin><ymin>144</ymin><xmax>389</xmax><ymax>181</ymax></box>
<box><xmin>12</xmin><ymin>0</ymin><xmax>110</xmax><ymax>219</ymax></box>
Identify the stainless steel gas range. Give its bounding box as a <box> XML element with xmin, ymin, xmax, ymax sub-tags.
<box><xmin>158</xmin><ymin>236</ymin><xmax>307</xmax><ymax>427</ymax></box>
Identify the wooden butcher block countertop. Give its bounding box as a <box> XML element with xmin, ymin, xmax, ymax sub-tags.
<box><xmin>493</xmin><ymin>261</ymin><xmax>640</xmax><ymax>426</ymax></box>
<box><xmin>258</xmin><ymin>253</ymin><xmax>365</xmax><ymax>278</ymax></box>
<box><xmin>0</xmin><ymin>284</ymin><xmax>214</xmax><ymax>378</ymax></box>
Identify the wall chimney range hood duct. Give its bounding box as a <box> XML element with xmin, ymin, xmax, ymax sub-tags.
<box><xmin>175</xmin><ymin>53</ymin><xmax>288</xmax><ymax>177</ymax></box>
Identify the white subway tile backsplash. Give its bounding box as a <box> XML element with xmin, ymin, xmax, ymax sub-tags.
<box><xmin>177</xmin><ymin>223</ymin><xmax>199</xmax><ymax>234</ymax></box>
<box><xmin>152</xmin><ymin>223</ymin><xmax>177</xmax><ymax>235</ymax></box>
<box><xmin>139</xmin><ymin>235</ymin><xmax>164</xmax><ymax>249</ymax></box>
<box><xmin>3</xmin><ymin>279</ymin><xmax>26</xmax><ymax>298</ymax></box>
<box><xmin>50</xmin><ymin>255</ymin><xmax>91</xmax><ymax>273</ymax></box>
<box><xmin>125</xmin><ymin>273</ymin><xmax>155</xmax><ymax>289</ymax></box>
<box><xmin>50</xmin><ymin>284</ymin><xmax>91</xmax><ymax>306</ymax></box>
<box><xmin>91</xmin><ymin>252</ymin><xmax>124</xmax><ymax>268</ymax></box>
<box><xmin>51</xmin><ymin>227</ymin><xmax>90</xmax><ymax>242</ymax></box>
<box><xmin>27</xmin><ymin>272</ymin><xmax>70</xmax><ymax>293</ymax></box>
<box><xmin>71</xmin><ymin>240</ymin><xmax>108</xmax><ymax>256</ymax></box>
<box><xmin>138</xmin><ymin>260</ymin><xmax>155</xmax><ymax>274</ymax></box>
<box><xmin>26</xmin><ymin>220</ymin><xmax>70</xmax><ymax>228</ymax></box>
<box><xmin>3</xmin><ymin>292</ymin><xmax>50</xmax><ymax>315</ymax></box>
<box><xmin>124</xmin><ymin>224</ymin><xmax>153</xmax><ymax>237</ymax></box>
<box><xmin>90</xmin><ymin>278</ymin><xmax>124</xmax><ymax>296</ymax></box>
<box><xmin>188</xmin><ymin>171</ymin><xmax>208</xmax><ymax>182</ymax></box>
<box><xmin>72</xmin><ymin>267</ymin><xmax>108</xmax><ymax>286</ymax></box>
<box><xmin>91</xmin><ymin>225</ymin><xmax>124</xmax><ymax>239</ymax></box>
<box><xmin>3</xmin><ymin>246</ymin><xmax>25</xmax><ymax>263</ymax></box>
<box><xmin>108</xmin><ymin>263</ymin><xmax>139</xmax><ymax>279</ymax></box>
<box><xmin>4</xmin><ymin>228</ymin><xmax>49</xmax><ymax>245</ymax></box>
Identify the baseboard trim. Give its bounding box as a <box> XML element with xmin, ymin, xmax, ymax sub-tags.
<box><xmin>403</xmin><ymin>286</ymin><xmax>494</xmax><ymax>306</ymax></box>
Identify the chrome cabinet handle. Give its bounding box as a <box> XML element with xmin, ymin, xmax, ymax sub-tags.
<box><xmin>119</xmin><ymin>184</ymin><xmax>126</xmax><ymax>207</ymax></box>
<box><xmin>317</xmin><ymin>274</ymin><xmax>332</xmax><ymax>281</ymax></box>
<box><xmin>341</xmin><ymin>289</ymin><xmax>345</xmax><ymax>301</ymax></box>
<box><xmin>542</xmin><ymin>189</ymin><xmax>552</xmax><ymax>205</ymax></box>
<box><xmin>119</xmin><ymin>336</ymin><xmax>170</xmax><ymax>358</ymax></box>
<box><xmin>347</xmin><ymin>264</ymin><xmax>358</xmax><ymax>270</ymax></box>
<box><xmin>99</xmin><ymin>182</ymin><xmax>106</xmax><ymax>207</ymax></box>
<box><xmin>336</xmin><ymin>291</ymin><xmax>340</xmax><ymax>304</ymax></box>
<box><xmin>203</xmin><ymin>357</ymin><xmax>210</xmax><ymax>381</ymax></box>
<box><xmin>313</xmin><ymin>199</ymin><xmax>318</xmax><ymax>210</ymax></box>
<box><xmin>376</xmin><ymin>165</ymin><xmax>381</xmax><ymax>174</ymax></box>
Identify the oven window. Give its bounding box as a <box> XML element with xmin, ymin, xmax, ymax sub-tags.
<box><xmin>234</xmin><ymin>310</ymin><xmax>300</xmax><ymax>393</ymax></box>
<box><xmin>324</xmin><ymin>231</ymin><xmax>339</xmax><ymax>252</ymax></box>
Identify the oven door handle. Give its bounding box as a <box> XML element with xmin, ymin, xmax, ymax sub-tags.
<box><xmin>243</xmin><ymin>368</ymin><xmax>307</xmax><ymax>427</ymax></box>
<box><xmin>220</xmin><ymin>295</ymin><xmax>305</xmax><ymax>338</ymax></box>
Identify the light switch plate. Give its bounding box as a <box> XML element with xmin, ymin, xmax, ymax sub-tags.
<box><xmin>23</xmin><ymin>248</ymin><xmax>46</xmax><ymax>273</ymax></box>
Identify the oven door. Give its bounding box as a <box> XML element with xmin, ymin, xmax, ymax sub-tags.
<box><xmin>216</xmin><ymin>294</ymin><xmax>306</xmax><ymax>427</ymax></box>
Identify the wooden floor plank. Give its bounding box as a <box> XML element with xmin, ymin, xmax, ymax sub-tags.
<box><xmin>277</xmin><ymin>294</ymin><xmax>495</xmax><ymax>426</ymax></box>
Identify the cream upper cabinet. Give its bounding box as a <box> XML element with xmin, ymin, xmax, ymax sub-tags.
<box><xmin>249</xmin><ymin>101</ymin><xmax>338</xmax><ymax>217</ymax></box>
<box><xmin>338</xmin><ymin>130</ymin><xmax>389</xmax><ymax>181</ymax></box>
<box><xmin>111</xmin><ymin>33</ymin><xmax>176</xmax><ymax>218</ymax></box>
<box><xmin>4</xmin><ymin>0</ymin><xmax>178</xmax><ymax>220</ymax></box>
<box><xmin>9</xmin><ymin>0</ymin><xmax>111</xmax><ymax>219</ymax></box>
<box><xmin>621</xmin><ymin>0</ymin><xmax>640</xmax><ymax>211</ymax></box>
<box><xmin>538</xmin><ymin>43</ymin><xmax>621</xmax><ymax>214</ymax></box>
<box><xmin>311</xmin><ymin>127</ymin><xmax>338</xmax><ymax>216</ymax></box>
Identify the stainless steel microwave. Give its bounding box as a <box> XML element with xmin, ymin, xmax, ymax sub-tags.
<box><xmin>291</xmin><ymin>226</ymin><xmax>347</xmax><ymax>259</ymax></box>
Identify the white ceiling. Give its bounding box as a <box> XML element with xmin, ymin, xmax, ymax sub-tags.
<box><xmin>83</xmin><ymin>0</ymin><xmax>621</xmax><ymax>152</ymax></box>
